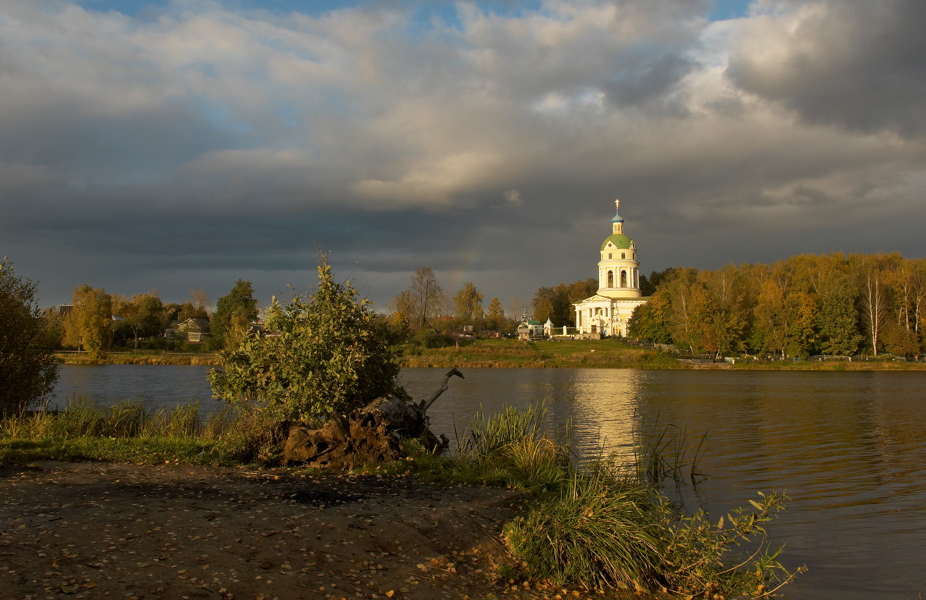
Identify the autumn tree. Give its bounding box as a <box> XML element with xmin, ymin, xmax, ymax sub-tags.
<box><xmin>664</xmin><ymin>268</ymin><xmax>706</xmax><ymax>352</ymax></box>
<box><xmin>453</xmin><ymin>282</ymin><xmax>484</xmax><ymax>326</ymax></box>
<box><xmin>0</xmin><ymin>259</ymin><xmax>60</xmax><ymax>414</ymax></box>
<box><xmin>752</xmin><ymin>274</ymin><xmax>789</xmax><ymax>356</ymax></box>
<box><xmin>113</xmin><ymin>292</ymin><xmax>168</xmax><ymax>348</ymax></box>
<box><xmin>408</xmin><ymin>267</ymin><xmax>443</xmax><ymax>330</ymax></box>
<box><xmin>211</xmin><ymin>280</ymin><xmax>259</xmax><ymax>348</ymax></box>
<box><xmin>786</xmin><ymin>292</ymin><xmax>817</xmax><ymax>357</ymax></box>
<box><xmin>485</xmin><ymin>297</ymin><xmax>506</xmax><ymax>331</ymax></box>
<box><xmin>64</xmin><ymin>285</ymin><xmax>113</xmax><ymax>359</ymax></box>
<box><xmin>884</xmin><ymin>259</ymin><xmax>925</xmax><ymax>355</ymax></box>
<box><xmin>701</xmin><ymin>265</ymin><xmax>750</xmax><ymax>357</ymax></box>
<box><xmin>853</xmin><ymin>253</ymin><xmax>900</xmax><ymax>355</ymax></box>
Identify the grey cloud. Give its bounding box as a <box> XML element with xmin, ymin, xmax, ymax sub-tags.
<box><xmin>725</xmin><ymin>0</ymin><xmax>926</xmax><ymax>138</ymax></box>
<box><xmin>2</xmin><ymin>0</ymin><xmax>926</xmax><ymax>312</ymax></box>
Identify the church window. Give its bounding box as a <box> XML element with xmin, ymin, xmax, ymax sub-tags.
<box><xmin>621</xmin><ymin>270</ymin><xmax>628</xmax><ymax>287</ymax></box>
<box><xmin>607</xmin><ymin>271</ymin><xmax>614</xmax><ymax>287</ymax></box>
<box><xmin>608</xmin><ymin>253</ymin><xmax>612</xmax><ymax>259</ymax></box>
<box><xmin>621</xmin><ymin>252</ymin><xmax>626</xmax><ymax>259</ymax></box>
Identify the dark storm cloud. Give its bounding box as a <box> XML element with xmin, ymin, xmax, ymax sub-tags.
<box><xmin>1</xmin><ymin>0</ymin><xmax>925</xmax><ymax>310</ymax></box>
<box><xmin>725</xmin><ymin>0</ymin><xmax>926</xmax><ymax>138</ymax></box>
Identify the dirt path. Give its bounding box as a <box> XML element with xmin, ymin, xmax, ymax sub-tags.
<box><xmin>0</xmin><ymin>461</ymin><xmax>615</xmax><ymax>600</ymax></box>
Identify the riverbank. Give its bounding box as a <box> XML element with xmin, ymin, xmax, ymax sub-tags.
<box><xmin>56</xmin><ymin>339</ymin><xmax>926</xmax><ymax>370</ymax></box>
<box><xmin>56</xmin><ymin>352</ymin><xmax>221</xmax><ymax>366</ymax></box>
<box><xmin>399</xmin><ymin>339</ymin><xmax>926</xmax><ymax>370</ymax></box>
<box><xmin>0</xmin><ymin>461</ymin><xmax>641</xmax><ymax>600</ymax></box>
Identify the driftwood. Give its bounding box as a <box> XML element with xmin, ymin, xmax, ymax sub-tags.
<box><xmin>281</xmin><ymin>368</ymin><xmax>464</xmax><ymax>469</ymax></box>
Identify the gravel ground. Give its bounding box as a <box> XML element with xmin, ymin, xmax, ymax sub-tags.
<box><xmin>0</xmin><ymin>461</ymin><xmax>628</xmax><ymax>600</ymax></box>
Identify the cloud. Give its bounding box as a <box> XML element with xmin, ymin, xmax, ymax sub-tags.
<box><xmin>0</xmin><ymin>0</ymin><xmax>925</xmax><ymax>311</ymax></box>
<box><xmin>725</xmin><ymin>0</ymin><xmax>926</xmax><ymax>138</ymax></box>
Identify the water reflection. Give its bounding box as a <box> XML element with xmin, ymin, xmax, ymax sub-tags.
<box><xmin>401</xmin><ymin>368</ymin><xmax>640</xmax><ymax>461</ymax></box>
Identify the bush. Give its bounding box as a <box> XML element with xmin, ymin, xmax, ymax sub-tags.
<box><xmin>414</xmin><ymin>327</ymin><xmax>451</xmax><ymax>348</ymax></box>
<box><xmin>209</xmin><ymin>258</ymin><xmax>406</xmax><ymax>434</ymax></box>
<box><xmin>0</xmin><ymin>259</ymin><xmax>60</xmax><ymax>415</ymax></box>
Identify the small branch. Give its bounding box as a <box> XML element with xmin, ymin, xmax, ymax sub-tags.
<box><xmin>420</xmin><ymin>368</ymin><xmax>464</xmax><ymax>414</ymax></box>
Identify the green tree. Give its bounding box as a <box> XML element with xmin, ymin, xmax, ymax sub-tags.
<box><xmin>640</xmin><ymin>268</ymin><xmax>674</xmax><ymax>297</ymax></box>
<box><xmin>113</xmin><ymin>292</ymin><xmax>167</xmax><ymax>349</ymax></box>
<box><xmin>453</xmin><ymin>282</ymin><xmax>484</xmax><ymax>326</ymax></box>
<box><xmin>211</xmin><ymin>280</ymin><xmax>259</xmax><ymax>348</ymax></box>
<box><xmin>64</xmin><ymin>285</ymin><xmax>113</xmax><ymax>359</ymax></box>
<box><xmin>816</xmin><ymin>276</ymin><xmax>861</xmax><ymax>356</ymax></box>
<box><xmin>485</xmin><ymin>297</ymin><xmax>506</xmax><ymax>331</ymax></box>
<box><xmin>532</xmin><ymin>279</ymin><xmax>594</xmax><ymax>327</ymax></box>
<box><xmin>628</xmin><ymin>288</ymin><xmax>672</xmax><ymax>343</ymax></box>
<box><xmin>209</xmin><ymin>258</ymin><xmax>405</xmax><ymax>427</ymax></box>
<box><xmin>0</xmin><ymin>259</ymin><xmax>60</xmax><ymax>415</ymax></box>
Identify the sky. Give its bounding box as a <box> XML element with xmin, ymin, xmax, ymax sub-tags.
<box><xmin>2</xmin><ymin>0</ymin><xmax>925</xmax><ymax>312</ymax></box>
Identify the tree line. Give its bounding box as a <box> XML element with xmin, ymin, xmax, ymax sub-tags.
<box><xmin>387</xmin><ymin>267</ymin><xmax>517</xmax><ymax>346</ymax></box>
<box><xmin>628</xmin><ymin>252</ymin><xmax>926</xmax><ymax>358</ymax></box>
<box><xmin>43</xmin><ymin>280</ymin><xmax>259</xmax><ymax>359</ymax></box>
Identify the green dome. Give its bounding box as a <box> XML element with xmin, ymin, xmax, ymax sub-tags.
<box><xmin>600</xmin><ymin>234</ymin><xmax>632</xmax><ymax>250</ymax></box>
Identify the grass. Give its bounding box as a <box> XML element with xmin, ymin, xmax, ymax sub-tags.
<box><xmin>0</xmin><ymin>397</ymin><xmax>247</xmax><ymax>465</ymax></box>
<box><xmin>1</xmin><ymin>396</ymin><xmax>803</xmax><ymax>598</ymax></box>
<box><xmin>57</xmin><ymin>352</ymin><xmax>220</xmax><ymax>366</ymax></box>
<box><xmin>400</xmin><ymin>338</ymin><xmax>679</xmax><ymax>369</ymax></box>
<box><xmin>377</xmin><ymin>404</ymin><xmax>803</xmax><ymax>597</ymax></box>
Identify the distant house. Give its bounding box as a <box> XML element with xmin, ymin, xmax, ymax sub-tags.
<box><xmin>175</xmin><ymin>318</ymin><xmax>211</xmax><ymax>343</ymax></box>
<box><xmin>517</xmin><ymin>314</ymin><xmax>545</xmax><ymax>341</ymax></box>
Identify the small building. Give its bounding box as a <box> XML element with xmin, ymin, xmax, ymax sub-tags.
<box><xmin>573</xmin><ymin>199</ymin><xmax>649</xmax><ymax>338</ymax></box>
<box><xmin>517</xmin><ymin>313</ymin><xmax>545</xmax><ymax>341</ymax></box>
<box><xmin>175</xmin><ymin>318</ymin><xmax>212</xmax><ymax>343</ymax></box>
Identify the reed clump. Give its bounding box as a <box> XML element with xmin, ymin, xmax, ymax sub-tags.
<box><xmin>428</xmin><ymin>404</ymin><xmax>803</xmax><ymax>598</ymax></box>
<box><xmin>0</xmin><ymin>396</ymin><xmax>246</xmax><ymax>464</ymax></box>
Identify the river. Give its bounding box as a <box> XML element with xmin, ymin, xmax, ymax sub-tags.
<box><xmin>50</xmin><ymin>365</ymin><xmax>926</xmax><ymax>599</ymax></box>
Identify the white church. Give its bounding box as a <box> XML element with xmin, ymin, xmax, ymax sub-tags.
<box><xmin>572</xmin><ymin>200</ymin><xmax>649</xmax><ymax>338</ymax></box>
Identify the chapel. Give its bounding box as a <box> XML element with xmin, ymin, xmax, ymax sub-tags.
<box><xmin>572</xmin><ymin>199</ymin><xmax>649</xmax><ymax>337</ymax></box>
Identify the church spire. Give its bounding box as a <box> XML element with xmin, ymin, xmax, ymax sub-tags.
<box><xmin>612</xmin><ymin>198</ymin><xmax>623</xmax><ymax>235</ymax></box>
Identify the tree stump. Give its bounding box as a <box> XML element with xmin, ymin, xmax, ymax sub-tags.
<box><xmin>281</xmin><ymin>368</ymin><xmax>462</xmax><ymax>469</ymax></box>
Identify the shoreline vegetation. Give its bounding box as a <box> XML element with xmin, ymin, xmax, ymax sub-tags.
<box><xmin>1</xmin><ymin>400</ymin><xmax>803</xmax><ymax>598</ymax></box>
<box><xmin>57</xmin><ymin>337</ymin><xmax>926</xmax><ymax>370</ymax></box>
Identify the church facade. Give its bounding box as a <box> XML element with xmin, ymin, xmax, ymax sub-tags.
<box><xmin>572</xmin><ymin>200</ymin><xmax>648</xmax><ymax>338</ymax></box>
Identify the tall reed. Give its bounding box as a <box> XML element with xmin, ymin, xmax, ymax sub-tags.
<box><xmin>483</xmin><ymin>403</ymin><xmax>802</xmax><ymax>597</ymax></box>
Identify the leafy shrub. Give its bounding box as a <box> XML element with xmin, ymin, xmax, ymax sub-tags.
<box><xmin>209</xmin><ymin>258</ymin><xmax>407</xmax><ymax>436</ymax></box>
<box><xmin>0</xmin><ymin>259</ymin><xmax>60</xmax><ymax>415</ymax></box>
<box><xmin>414</xmin><ymin>327</ymin><xmax>450</xmax><ymax>348</ymax></box>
